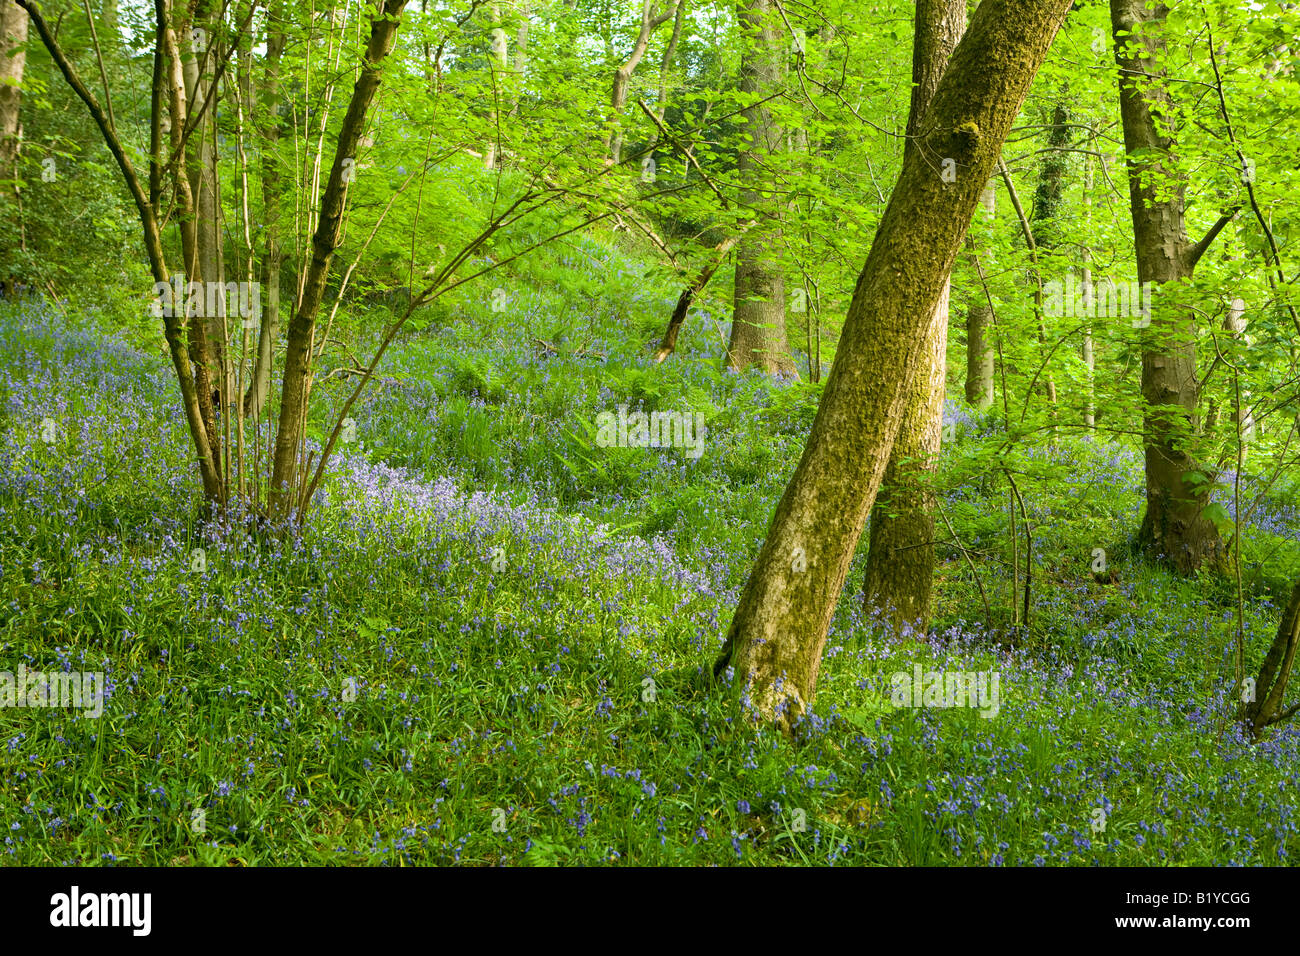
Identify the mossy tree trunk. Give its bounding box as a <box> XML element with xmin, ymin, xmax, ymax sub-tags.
<box><xmin>862</xmin><ymin>0</ymin><xmax>966</xmax><ymax>636</ymax></box>
<box><xmin>714</xmin><ymin>0</ymin><xmax>1075</xmax><ymax>731</ymax></box>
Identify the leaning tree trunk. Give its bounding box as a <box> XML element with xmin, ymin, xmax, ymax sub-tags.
<box><xmin>656</xmin><ymin>221</ymin><xmax>752</xmax><ymax>363</ymax></box>
<box><xmin>1242</xmin><ymin>579</ymin><xmax>1300</xmax><ymax>741</ymax></box>
<box><xmin>1111</xmin><ymin>0</ymin><xmax>1228</xmax><ymax>573</ymax></box>
<box><xmin>714</xmin><ymin>0</ymin><xmax>1075</xmax><ymax>732</ymax></box>
<box><xmin>605</xmin><ymin>0</ymin><xmax>677</xmax><ymax>165</ymax></box>
<box><xmin>727</xmin><ymin>0</ymin><xmax>797</xmax><ymax>377</ymax></box>
<box><xmin>268</xmin><ymin>0</ymin><xmax>407</xmax><ymax>522</ymax></box>
<box><xmin>862</xmin><ymin>0</ymin><xmax>966</xmax><ymax>636</ymax></box>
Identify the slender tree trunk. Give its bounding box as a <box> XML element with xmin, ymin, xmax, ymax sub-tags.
<box><xmin>605</xmin><ymin>1</ymin><xmax>677</xmax><ymax>165</ymax></box>
<box><xmin>654</xmin><ymin>0</ymin><xmax>684</xmax><ymax>125</ymax></box>
<box><xmin>18</xmin><ymin>0</ymin><xmax>224</xmax><ymax>501</ymax></box>
<box><xmin>1082</xmin><ymin>146</ymin><xmax>1096</xmax><ymax>428</ymax></box>
<box><xmin>268</xmin><ymin>0</ymin><xmax>407</xmax><ymax>521</ymax></box>
<box><xmin>862</xmin><ymin>0</ymin><xmax>966</xmax><ymax>635</ymax></box>
<box><xmin>1242</xmin><ymin>577</ymin><xmax>1300</xmax><ymax>740</ymax></box>
<box><xmin>245</xmin><ymin>1</ymin><xmax>284</xmax><ymax>418</ymax></box>
<box><xmin>655</xmin><ymin>222</ymin><xmax>752</xmax><ymax>363</ymax></box>
<box><xmin>964</xmin><ymin>184</ymin><xmax>996</xmax><ymax>410</ymax></box>
<box><xmin>727</xmin><ymin>0</ymin><xmax>796</xmax><ymax>377</ymax></box>
<box><xmin>1225</xmin><ymin>295</ymin><xmax>1253</xmax><ymax>453</ymax></box>
<box><xmin>185</xmin><ymin>1</ymin><xmax>228</xmax><ymax>414</ymax></box>
<box><xmin>509</xmin><ymin>0</ymin><xmax>529</xmax><ymax>116</ymax></box>
<box><xmin>484</xmin><ymin>3</ymin><xmax>503</xmax><ymax>169</ymax></box>
<box><xmin>714</xmin><ymin>0</ymin><xmax>1074</xmax><ymax>731</ymax></box>
<box><xmin>1111</xmin><ymin>0</ymin><xmax>1226</xmax><ymax>573</ymax></box>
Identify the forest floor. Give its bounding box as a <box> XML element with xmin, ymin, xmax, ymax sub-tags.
<box><xmin>3</xmin><ymin>237</ymin><xmax>1299</xmax><ymax>865</ymax></box>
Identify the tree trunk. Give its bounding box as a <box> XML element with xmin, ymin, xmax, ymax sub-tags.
<box><xmin>605</xmin><ymin>1</ymin><xmax>677</xmax><ymax>165</ymax></box>
<box><xmin>1082</xmin><ymin>146</ymin><xmax>1096</xmax><ymax>428</ymax></box>
<box><xmin>17</xmin><ymin>0</ymin><xmax>224</xmax><ymax>502</ymax></box>
<box><xmin>862</xmin><ymin>0</ymin><xmax>966</xmax><ymax>636</ymax></box>
<box><xmin>509</xmin><ymin>0</ymin><xmax>529</xmax><ymax>116</ymax></box>
<box><xmin>1242</xmin><ymin>578</ymin><xmax>1300</xmax><ymax>740</ymax></box>
<box><xmin>655</xmin><ymin>222</ymin><xmax>752</xmax><ymax>363</ymax></box>
<box><xmin>1111</xmin><ymin>0</ymin><xmax>1226</xmax><ymax>573</ymax></box>
<box><xmin>654</xmin><ymin>0</ymin><xmax>685</xmax><ymax>125</ymax></box>
<box><xmin>727</xmin><ymin>0</ymin><xmax>796</xmax><ymax>377</ymax></box>
<box><xmin>0</xmin><ymin>0</ymin><xmax>27</xmax><ymax>187</ymax></box>
<box><xmin>964</xmin><ymin>183</ymin><xmax>996</xmax><ymax>411</ymax></box>
<box><xmin>713</xmin><ymin>0</ymin><xmax>1074</xmax><ymax>731</ymax></box>
<box><xmin>484</xmin><ymin>3</ymin><xmax>503</xmax><ymax>170</ymax></box>
<box><xmin>244</xmin><ymin>0</ymin><xmax>285</xmax><ymax>419</ymax></box>
<box><xmin>965</xmin><ymin>307</ymin><xmax>995</xmax><ymax>410</ymax></box>
<box><xmin>268</xmin><ymin>0</ymin><xmax>407</xmax><ymax>522</ymax></box>
<box><xmin>184</xmin><ymin>1</ymin><xmax>228</xmax><ymax>415</ymax></box>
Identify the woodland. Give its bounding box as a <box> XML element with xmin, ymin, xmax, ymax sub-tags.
<box><xmin>0</xmin><ymin>0</ymin><xmax>1298</xmax><ymax>866</ymax></box>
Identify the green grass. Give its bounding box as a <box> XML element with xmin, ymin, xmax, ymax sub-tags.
<box><xmin>2</xmin><ymin>233</ymin><xmax>1300</xmax><ymax>866</ymax></box>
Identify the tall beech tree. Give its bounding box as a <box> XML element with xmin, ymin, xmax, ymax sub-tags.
<box><xmin>1110</xmin><ymin>0</ymin><xmax>1233</xmax><ymax>573</ymax></box>
<box><xmin>713</xmin><ymin>0</ymin><xmax>1075</xmax><ymax>731</ymax></box>
<box><xmin>861</xmin><ymin>0</ymin><xmax>965</xmax><ymax>636</ymax></box>
<box><xmin>0</xmin><ymin>0</ymin><xmax>26</xmax><ymax>189</ymax></box>
<box><xmin>727</xmin><ymin>0</ymin><xmax>797</xmax><ymax>376</ymax></box>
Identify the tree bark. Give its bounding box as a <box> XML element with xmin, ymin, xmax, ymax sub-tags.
<box><xmin>268</xmin><ymin>0</ymin><xmax>407</xmax><ymax>521</ymax></box>
<box><xmin>1242</xmin><ymin>578</ymin><xmax>1300</xmax><ymax>740</ymax></box>
<box><xmin>655</xmin><ymin>222</ymin><xmax>752</xmax><ymax>363</ymax></box>
<box><xmin>964</xmin><ymin>183</ymin><xmax>996</xmax><ymax>410</ymax></box>
<box><xmin>965</xmin><ymin>306</ymin><xmax>995</xmax><ymax>410</ymax></box>
<box><xmin>244</xmin><ymin>0</ymin><xmax>285</xmax><ymax>419</ymax></box>
<box><xmin>184</xmin><ymin>0</ymin><xmax>229</xmax><ymax>415</ymax></box>
<box><xmin>727</xmin><ymin>0</ymin><xmax>796</xmax><ymax>377</ymax></box>
<box><xmin>713</xmin><ymin>0</ymin><xmax>1074</xmax><ymax>731</ymax></box>
<box><xmin>0</xmin><ymin>0</ymin><xmax>27</xmax><ymax>187</ymax></box>
<box><xmin>17</xmin><ymin>0</ymin><xmax>224</xmax><ymax>502</ymax></box>
<box><xmin>862</xmin><ymin>0</ymin><xmax>966</xmax><ymax>636</ymax></box>
<box><xmin>604</xmin><ymin>0</ymin><xmax>677</xmax><ymax>165</ymax></box>
<box><xmin>1111</xmin><ymin>0</ymin><xmax>1225</xmax><ymax>573</ymax></box>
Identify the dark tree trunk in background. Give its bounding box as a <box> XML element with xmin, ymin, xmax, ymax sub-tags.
<box><xmin>1111</xmin><ymin>0</ymin><xmax>1226</xmax><ymax>573</ymax></box>
<box><xmin>862</xmin><ymin>0</ymin><xmax>966</xmax><ymax>636</ymax></box>
<box><xmin>656</xmin><ymin>223</ymin><xmax>751</xmax><ymax>363</ymax></box>
<box><xmin>714</xmin><ymin>0</ymin><xmax>1075</xmax><ymax>730</ymax></box>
